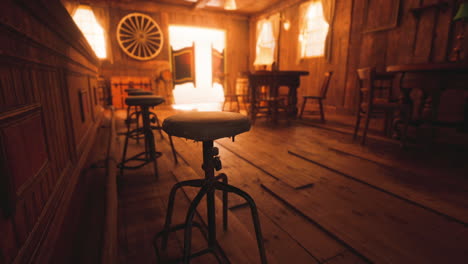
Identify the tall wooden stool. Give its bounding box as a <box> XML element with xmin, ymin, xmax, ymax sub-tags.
<box><xmin>155</xmin><ymin>112</ymin><xmax>267</xmax><ymax>264</ymax></box>
<box><xmin>119</xmin><ymin>96</ymin><xmax>165</xmax><ymax>178</ymax></box>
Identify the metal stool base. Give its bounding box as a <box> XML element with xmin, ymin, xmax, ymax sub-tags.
<box><xmin>154</xmin><ymin>140</ymin><xmax>267</xmax><ymax>264</ymax></box>
<box><xmin>154</xmin><ymin>221</ymin><xmax>229</xmax><ymax>264</ymax></box>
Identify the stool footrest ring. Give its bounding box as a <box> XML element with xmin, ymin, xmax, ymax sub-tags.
<box><xmin>154</xmin><ymin>221</ymin><xmax>228</xmax><ymax>264</ymax></box>
<box><xmin>118</xmin><ymin>151</ymin><xmax>162</xmax><ymax>170</ymax></box>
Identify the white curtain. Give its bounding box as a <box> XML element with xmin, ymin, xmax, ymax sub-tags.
<box><xmin>321</xmin><ymin>0</ymin><xmax>336</xmax><ymax>61</ymax></box>
<box><xmin>297</xmin><ymin>1</ymin><xmax>312</xmax><ymax>64</ymax></box>
<box><xmin>253</xmin><ymin>13</ymin><xmax>280</xmax><ymax>67</ymax></box>
<box><xmin>90</xmin><ymin>4</ymin><xmax>113</xmax><ymax>63</ymax></box>
<box><xmin>297</xmin><ymin>0</ymin><xmax>335</xmax><ymax>63</ymax></box>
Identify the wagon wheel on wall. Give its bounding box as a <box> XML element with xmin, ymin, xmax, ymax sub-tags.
<box><xmin>117</xmin><ymin>13</ymin><xmax>163</xmax><ymax>60</ymax></box>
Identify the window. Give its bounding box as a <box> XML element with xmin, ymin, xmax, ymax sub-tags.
<box><xmin>253</xmin><ymin>14</ymin><xmax>280</xmax><ymax>66</ymax></box>
<box><xmin>73</xmin><ymin>6</ymin><xmax>107</xmax><ymax>58</ymax></box>
<box><xmin>254</xmin><ymin>20</ymin><xmax>275</xmax><ymax>65</ymax></box>
<box><xmin>299</xmin><ymin>1</ymin><xmax>329</xmax><ymax>58</ymax></box>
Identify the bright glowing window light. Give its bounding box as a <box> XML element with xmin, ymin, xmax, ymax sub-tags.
<box><xmin>73</xmin><ymin>6</ymin><xmax>107</xmax><ymax>58</ymax></box>
<box><xmin>169</xmin><ymin>26</ymin><xmax>225</xmax><ymax>111</ymax></box>
<box><xmin>254</xmin><ymin>20</ymin><xmax>275</xmax><ymax>65</ymax></box>
<box><xmin>300</xmin><ymin>1</ymin><xmax>329</xmax><ymax>58</ymax></box>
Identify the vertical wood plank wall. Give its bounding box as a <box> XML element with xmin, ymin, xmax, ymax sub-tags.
<box><xmin>0</xmin><ymin>0</ymin><xmax>101</xmax><ymax>263</ymax></box>
<box><xmin>99</xmin><ymin>2</ymin><xmax>250</xmax><ymax>97</ymax></box>
<box><xmin>251</xmin><ymin>0</ymin><xmax>463</xmax><ymax>114</ymax></box>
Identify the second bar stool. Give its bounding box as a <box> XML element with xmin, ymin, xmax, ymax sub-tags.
<box><xmin>119</xmin><ymin>95</ymin><xmax>165</xmax><ymax>178</ymax></box>
<box><xmin>126</xmin><ymin>90</ymin><xmax>154</xmax><ymax>143</ymax></box>
<box><xmin>154</xmin><ymin>111</ymin><xmax>267</xmax><ymax>264</ymax></box>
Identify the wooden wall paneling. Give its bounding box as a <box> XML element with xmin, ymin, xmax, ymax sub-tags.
<box><xmin>330</xmin><ymin>0</ymin><xmax>353</xmax><ymax>109</ymax></box>
<box><xmin>412</xmin><ymin>0</ymin><xmax>439</xmax><ymax>63</ymax></box>
<box><xmin>88</xmin><ymin>76</ymin><xmax>96</xmax><ymax>122</ymax></box>
<box><xmin>0</xmin><ymin>0</ymin><xmax>101</xmax><ymax>263</ymax></box>
<box><xmin>394</xmin><ymin>0</ymin><xmax>422</xmax><ymax>64</ymax></box>
<box><xmin>39</xmin><ymin>67</ymin><xmax>73</xmax><ymax>181</ymax></box>
<box><xmin>225</xmin><ymin>19</ymin><xmax>250</xmax><ymax>95</ymax></box>
<box><xmin>431</xmin><ymin>3</ymin><xmax>454</xmax><ymax>62</ymax></box>
<box><xmin>0</xmin><ymin>105</ymin><xmax>49</xmax><ymax>216</ymax></box>
<box><xmin>344</xmin><ymin>0</ymin><xmax>367</xmax><ymax>111</ymax></box>
<box><xmin>0</xmin><ymin>215</ymin><xmax>18</xmax><ymax>264</ymax></box>
<box><xmin>278</xmin><ymin>5</ymin><xmax>298</xmax><ymax>71</ymax></box>
<box><xmin>66</xmin><ymin>71</ymin><xmax>95</xmax><ymax>157</ymax></box>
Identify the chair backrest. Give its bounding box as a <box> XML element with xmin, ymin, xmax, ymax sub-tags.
<box><xmin>320</xmin><ymin>71</ymin><xmax>333</xmax><ymax>99</ymax></box>
<box><xmin>357</xmin><ymin>67</ymin><xmax>396</xmax><ymax>105</ymax></box>
<box><xmin>357</xmin><ymin>67</ymin><xmax>376</xmax><ymax>107</ymax></box>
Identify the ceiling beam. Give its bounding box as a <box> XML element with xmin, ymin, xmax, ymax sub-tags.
<box><xmin>193</xmin><ymin>0</ymin><xmax>211</xmax><ymax>9</ymax></box>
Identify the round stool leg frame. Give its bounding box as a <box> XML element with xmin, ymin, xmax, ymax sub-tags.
<box><xmin>155</xmin><ymin>141</ymin><xmax>267</xmax><ymax>264</ymax></box>
<box><xmin>119</xmin><ymin>105</ymin><xmax>160</xmax><ymax>179</ymax></box>
<box><xmin>126</xmin><ymin>105</ymin><xmax>143</xmax><ymax>143</ymax></box>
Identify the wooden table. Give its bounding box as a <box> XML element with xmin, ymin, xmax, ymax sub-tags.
<box><xmin>247</xmin><ymin>71</ymin><xmax>309</xmax><ymax>121</ymax></box>
<box><xmin>386</xmin><ymin>63</ymin><xmax>468</xmax><ymax>136</ymax></box>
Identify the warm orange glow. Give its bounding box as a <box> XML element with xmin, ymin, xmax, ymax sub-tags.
<box><xmin>169</xmin><ymin>26</ymin><xmax>225</xmax><ymax>111</ymax></box>
<box><xmin>73</xmin><ymin>6</ymin><xmax>107</xmax><ymax>58</ymax></box>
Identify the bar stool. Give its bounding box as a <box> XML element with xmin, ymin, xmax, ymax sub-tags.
<box><xmin>125</xmin><ymin>90</ymin><xmax>154</xmax><ymax>143</ymax></box>
<box><xmin>154</xmin><ymin>112</ymin><xmax>267</xmax><ymax>264</ymax></box>
<box><xmin>124</xmin><ymin>90</ymin><xmax>179</xmax><ymax>164</ymax></box>
<box><xmin>119</xmin><ymin>96</ymin><xmax>165</xmax><ymax>178</ymax></box>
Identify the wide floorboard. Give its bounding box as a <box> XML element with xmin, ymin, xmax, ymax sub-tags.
<box><xmin>116</xmin><ymin>108</ymin><xmax>468</xmax><ymax>264</ymax></box>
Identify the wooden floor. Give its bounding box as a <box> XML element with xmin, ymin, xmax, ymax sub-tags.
<box><xmin>115</xmin><ymin>107</ymin><xmax>468</xmax><ymax>264</ymax></box>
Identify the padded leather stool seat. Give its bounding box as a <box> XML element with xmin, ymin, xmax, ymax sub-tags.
<box><xmin>128</xmin><ymin>90</ymin><xmax>153</xmax><ymax>96</ymax></box>
<box><xmin>125</xmin><ymin>96</ymin><xmax>165</xmax><ymax>107</ymax></box>
<box><xmin>163</xmin><ymin>112</ymin><xmax>250</xmax><ymax>141</ymax></box>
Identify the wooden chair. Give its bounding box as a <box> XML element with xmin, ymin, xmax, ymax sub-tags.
<box><xmin>353</xmin><ymin>67</ymin><xmax>405</xmax><ymax>145</ymax></box>
<box><xmin>251</xmin><ymin>84</ymin><xmax>289</xmax><ymax>124</ymax></box>
<box><xmin>299</xmin><ymin>71</ymin><xmax>333</xmax><ymax>122</ymax></box>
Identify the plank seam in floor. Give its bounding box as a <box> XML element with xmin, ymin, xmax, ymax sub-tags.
<box><xmin>288</xmin><ymin>150</ymin><xmax>468</xmax><ymax>227</ymax></box>
<box><xmin>216</xmin><ymin>141</ymin><xmax>314</xmax><ymax>189</ymax></box>
<box><xmin>260</xmin><ymin>183</ymin><xmax>372</xmax><ymax>264</ymax></box>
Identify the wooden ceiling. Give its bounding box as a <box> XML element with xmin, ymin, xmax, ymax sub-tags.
<box><xmin>108</xmin><ymin>0</ymin><xmax>284</xmax><ymax>16</ymax></box>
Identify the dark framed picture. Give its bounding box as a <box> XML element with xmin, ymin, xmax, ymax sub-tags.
<box><xmin>363</xmin><ymin>0</ymin><xmax>400</xmax><ymax>33</ymax></box>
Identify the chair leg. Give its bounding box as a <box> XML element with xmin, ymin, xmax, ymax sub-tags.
<box><xmin>215</xmin><ymin>182</ymin><xmax>268</xmax><ymax>264</ymax></box>
<box><xmin>299</xmin><ymin>97</ymin><xmax>307</xmax><ymax>119</ymax></box>
<box><xmin>400</xmin><ymin>106</ymin><xmax>411</xmax><ymax>148</ymax></box>
<box><xmin>222</xmin><ymin>99</ymin><xmax>227</xmax><ymax>111</ymax></box>
<box><xmin>361</xmin><ymin>111</ymin><xmax>371</xmax><ymax>145</ymax></box>
<box><xmin>235</xmin><ymin>95</ymin><xmax>241</xmax><ymax>113</ymax></box>
<box><xmin>161</xmin><ymin>179</ymin><xmax>204</xmax><ymax>250</ymax></box>
<box><xmin>353</xmin><ymin>111</ymin><xmax>362</xmax><ymax>140</ymax></box>
<box><xmin>318</xmin><ymin>99</ymin><xmax>325</xmax><ymax>123</ymax></box>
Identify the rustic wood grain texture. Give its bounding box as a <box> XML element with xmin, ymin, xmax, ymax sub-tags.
<box><xmin>262</xmin><ymin>176</ymin><xmax>468</xmax><ymax>264</ymax></box>
<box><xmin>242</xmin><ymin>123</ymin><xmax>468</xmax><ymax>224</ymax></box>
<box><xmin>0</xmin><ymin>0</ymin><xmax>101</xmax><ymax>263</ymax></box>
